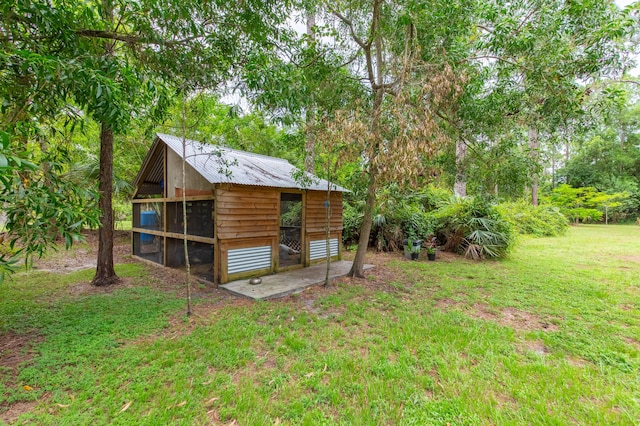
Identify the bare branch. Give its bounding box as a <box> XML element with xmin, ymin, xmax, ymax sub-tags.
<box><xmin>511</xmin><ymin>6</ymin><xmax>539</xmax><ymax>37</ymax></box>
<box><xmin>329</xmin><ymin>9</ymin><xmax>367</xmax><ymax>49</ymax></box>
<box><xmin>612</xmin><ymin>79</ymin><xmax>640</xmax><ymax>87</ymax></box>
<box><xmin>464</xmin><ymin>55</ymin><xmax>531</xmax><ymax>72</ymax></box>
<box><xmin>477</xmin><ymin>25</ymin><xmax>495</xmax><ymax>35</ymax></box>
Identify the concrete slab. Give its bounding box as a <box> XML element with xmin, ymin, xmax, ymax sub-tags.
<box><xmin>220</xmin><ymin>261</ymin><xmax>374</xmax><ymax>300</ymax></box>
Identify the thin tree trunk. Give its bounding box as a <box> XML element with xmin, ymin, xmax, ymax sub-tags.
<box><xmin>304</xmin><ymin>10</ymin><xmax>316</xmax><ymax>173</ymax></box>
<box><xmin>454</xmin><ymin>138</ymin><xmax>467</xmax><ymax>197</ymax></box>
<box><xmin>529</xmin><ymin>126</ymin><xmax>539</xmax><ymax>206</ymax></box>
<box><xmin>181</xmin><ymin>99</ymin><xmax>192</xmax><ymax>316</ymax></box>
<box><xmin>92</xmin><ymin>0</ymin><xmax>118</xmax><ymax>286</ymax></box>
<box><xmin>551</xmin><ymin>153</ymin><xmax>556</xmax><ymax>190</ymax></box>
<box><xmin>92</xmin><ymin>123</ymin><xmax>119</xmax><ymax>286</ymax></box>
<box><xmin>324</xmin><ymin>176</ymin><xmax>332</xmax><ymax>286</ymax></box>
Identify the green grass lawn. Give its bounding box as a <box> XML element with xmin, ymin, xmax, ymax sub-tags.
<box><xmin>1</xmin><ymin>225</ymin><xmax>639</xmax><ymax>425</ymax></box>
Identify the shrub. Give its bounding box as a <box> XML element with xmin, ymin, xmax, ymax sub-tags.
<box><xmin>342</xmin><ymin>202</ymin><xmax>363</xmax><ymax>246</ymax></box>
<box><xmin>498</xmin><ymin>201</ymin><xmax>569</xmax><ymax>237</ymax></box>
<box><xmin>435</xmin><ymin>196</ymin><xmax>515</xmax><ymax>259</ymax></box>
<box><xmin>342</xmin><ymin>189</ymin><xmax>438</xmax><ymax>251</ymax></box>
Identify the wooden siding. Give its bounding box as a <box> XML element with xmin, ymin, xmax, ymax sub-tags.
<box><xmin>215</xmin><ymin>187</ymin><xmax>280</xmax><ymax>240</ymax></box>
<box><xmin>305</xmin><ymin>191</ymin><xmax>343</xmax><ymax>233</ymax></box>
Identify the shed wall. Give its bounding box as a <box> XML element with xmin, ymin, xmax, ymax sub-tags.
<box><xmin>305</xmin><ymin>191</ymin><xmax>343</xmax><ymax>233</ymax></box>
<box><xmin>215</xmin><ymin>187</ymin><xmax>280</xmax><ymax>240</ymax></box>
<box><xmin>166</xmin><ymin>149</ymin><xmax>212</xmax><ymax>197</ymax></box>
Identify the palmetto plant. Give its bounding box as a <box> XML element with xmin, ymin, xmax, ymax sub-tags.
<box><xmin>438</xmin><ymin>196</ymin><xmax>514</xmax><ymax>259</ymax></box>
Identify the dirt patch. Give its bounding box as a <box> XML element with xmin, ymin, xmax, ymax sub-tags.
<box><xmin>434</xmin><ymin>298</ymin><xmax>460</xmax><ymax>310</ymax></box>
<box><xmin>615</xmin><ymin>255</ymin><xmax>640</xmax><ymax>264</ymax></box>
<box><xmin>519</xmin><ymin>339</ymin><xmax>549</xmax><ymax>355</ymax></box>
<box><xmin>434</xmin><ymin>301</ymin><xmax>559</xmax><ymax>332</ymax></box>
<box><xmin>499</xmin><ymin>307</ymin><xmax>559</xmax><ymax>332</ymax></box>
<box><xmin>486</xmin><ymin>390</ymin><xmax>518</xmax><ymax>409</ymax></box>
<box><xmin>428</xmin><ymin>250</ymin><xmax>462</xmax><ymax>263</ymax></box>
<box><xmin>299</xmin><ymin>297</ymin><xmax>342</xmax><ymax>320</ymax></box>
<box><xmin>0</xmin><ymin>401</ymin><xmax>38</xmax><ymax>424</ymax></box>
<box><xmin>31</xmin><ymin>230</ymin><xmax>131</xmax><ymax>274</ymax></box>
<box><xmin>469</xmin><ymin>303</ymin><xmax>500</xmax><ymax>321</ymax></box>
<box><xmin>619</xmin><ymin>303</ymin><xmax>636</xmax><ymax>312</ymax></box>
<box><xmin>464</xmin><ymin>304</ymin><xmax>559</xmax><ymax>332</ymax></box>
<box><xmin>0</xmin><ymin>331</ymin><xmax>40</xmax><ymax>367</ymax></box>
<box><xmin>566</xmin><ymin>356</ymin><xmax>589</xmax><ymax>367</ymax></box>
<box><xmin>0</xmin><ymin>331</ymin><xmax>43</xmax><ymax>380</ymax></box>
<box><xmin>623</xmin><ymin>336</ymin><xmax>640</xmax><ymax>350</ymax></box>
<box><xmin>0</xmin><ymin>331</ymin><xmax>45</xmax><ymax>423</ymax></box>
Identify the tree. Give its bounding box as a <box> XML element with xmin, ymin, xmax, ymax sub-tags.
<box><xmin>325</xmin><ymin>0</ymin><xmax>470</xmax><ymax>277</ymax></box>
<box><xmin>591</xmin><ymin>192</ymin><xmax>629</xmax><ymax>225</ymax></box>
<box><xmin>2</xmin><ymin>0</ymin><xmax>288</xmax><ymax>285</ymax></box>
<box><xmin>543</xmin><ymin>184</ymin><xmax>629</xmax><ymax>224</ymax></box>
<box><xmin>0</xmin><ymin>130</ymin><xmax>100</xmax><ymax>282</ymax></box>
<box><xmin>475</xmin><ymin>0</ymin><xmax>637</xmax><ymax>205</ymax></box>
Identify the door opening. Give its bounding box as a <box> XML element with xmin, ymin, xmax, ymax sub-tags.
<box><xmin>279</xmin><ymin>193</ymin><xmax>302</xmax><ymax>267</ymax></box>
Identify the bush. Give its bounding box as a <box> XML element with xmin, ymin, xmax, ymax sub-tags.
<box><xmin>342</xmin><ymin>202</ymin><xmax>363</xmax><ymax>246</ymax></box>
<box><xmin>342</xmin><ymin>189</ymin><xmax>439</xmax><ymax>251</ymax></box>
<box><xmin>435</xmin><ymin>196</ymin><xmax>515</xmax><ymax>259</ymax></box>
<box><xmin>498</xmin><ymin>201</ymin><xmax>568</xmax><ymax>237</ymax></box>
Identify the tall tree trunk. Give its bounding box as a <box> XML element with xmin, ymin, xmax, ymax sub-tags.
<box><xmin>529</xmin><ymin>126</ymin><xmax>540</xmax><ymax>206</ymax></box>
<box><xmin>454</xmin><ymin>138</ymin><xmax>467</xmax><ymax>197</ymax></box>
<box><xmin>181</xmin><ymin>99</ymin><xmax>192</xmax><ymax>316</ymax></box>
<box><xmin>324</xmin><ymin>175</ymin><xmax>332</xmax><ymax>286</ymax></box>
<box><xmin>349</xmin><ymin>84</ymin><xmax>384</xmax><ymax>278</ymax></box>
<box><xmin>304</xmin><ymin>10</ymin><xmax>317</xmax><ymax>173</ymax></box>
<box><xmin>92</xmin><ymin>0</ymin><xmax>118</xmax><ymax>286</ymax></box>
<box><xmin>348</xmin><ymin>172</ymin><xmax>376</xmax><ymax>278</ymax></box>
<box><xmin>348</xmin><ymin>4</ymin><xmax>385</xmax><ymax>278</ymax></box>
<box><xmin>92</xmin><ymin>123</ymin><xmax>119</xmax><ymax>286</ymax></box>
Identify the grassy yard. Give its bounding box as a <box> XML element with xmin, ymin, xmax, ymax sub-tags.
<box><xmin>1</xmin><ymin>225</ymin><xmax>639</xmax><ymax>425</ymax></box>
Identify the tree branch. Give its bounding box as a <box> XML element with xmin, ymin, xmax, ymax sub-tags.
<box><xmin>76</xmin><ymin>29</ymin><xmax>203</xmax><ymax>47</ymax></box>
<box><xmin>612</xmin><ymin>79</ymin><xmax>640</xmax><ymax>87</ymax></box>
<box><xmin>330</xmin><ymin>9</ymin><xmax>367</xmax><ymax>49</ymax></box>
<box><xmin>464</xmin><ymin>55</ymin><xmax>531</xmax><ymax>72</ymax></box>
<box><xmin>511</xmin><ymin>6</ymin><xmax>539</xmax><ymax>37</ymax></box>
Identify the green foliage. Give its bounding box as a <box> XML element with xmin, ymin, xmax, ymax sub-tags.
<box><xmin>342</xmin><ymin>201</ymin><xmax>363</xmax><ymax>246</ymax></box>
<box><xmin>0</xmin><ymin>131</ymin><xmax>100</xmax><ymax>281</ymax></box>
<box><xmin>543</xmin><ymin>184</ymin><xmax>630</xmax><ymax>224</ymax></box>
<box><xmin>435</xmin><ymin>197</ymin><xmax>515</xmax><ymax>259</ymax></box>
<box><xmin>498</xmin><ymin>201</ymin><xmax>569</xmax><ymax>237</ymax></box>
<box><xmin>343</xmin><ymin>186</ymin><xmax>445</xmax><ymax>251</ymax></box>
<box><xmin>557</xmin><ymin>116</ymin><xmax>640</xmax><ymax>221</ymax></box>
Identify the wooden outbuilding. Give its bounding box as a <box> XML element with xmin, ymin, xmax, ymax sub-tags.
<box><xmin>131</xmin><ymin>133</ymin><xmax>347</xmax><ymax>284</ymax></box>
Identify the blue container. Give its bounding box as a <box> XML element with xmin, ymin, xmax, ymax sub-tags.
<box><xmin>140</xmin><ymin>211</ymin><xmax>157</xmax><ymax>243</ymax></box>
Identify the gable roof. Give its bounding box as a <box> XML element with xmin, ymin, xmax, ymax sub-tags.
<box><xmin>155</xmin><ymin>133</ymin><xmax>348</xmax><ymax>192</ymax></box>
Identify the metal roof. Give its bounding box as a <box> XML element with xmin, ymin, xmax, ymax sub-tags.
<box><xmin>157</xmin><ymin>133</ymin><xmax>349</xmax><ymax>192</ymax></box>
